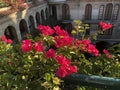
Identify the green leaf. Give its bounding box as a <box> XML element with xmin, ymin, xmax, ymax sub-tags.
<box><xmin>44</xmin><ymin>73</ymin><xmax>51</xmax><ymax>81</ymax></box>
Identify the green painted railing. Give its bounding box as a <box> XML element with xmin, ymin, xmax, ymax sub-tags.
<box><xmin>64</xmin><ymin>73</ymin><xmax>120</xmax><ymax>90</ymax></box>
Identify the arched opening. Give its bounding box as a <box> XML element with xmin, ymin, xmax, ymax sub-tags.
<box><xmin>45</xmin><ymin>8</ymin><xmax>49</xmax><ymax>19</ymax></box>
<box><xmin>104</xmin><ymin>3</ymin><xmax>113</xmax><ymax>20</ymax></box>
<box><xmin>4</xmin><ymin>26</ymin><xmax>18</xmax><ymax>43</ymax></box>
<box><xmin>51</xmin><ymin>5</ymin><xmax>57</xmax><ymax>19</ymax></box>
<box><xmin>36</xmin><ymin>12</ymin><xmax>41</xmax><ymax>26</ymax></box>
<box><xmin>28</xmin><ymin>15</ymin><xmax>35</xmax><ymax>33</ymax></box>
<box><xmin>62</xmin><ymin>4</ymin><xmax>70</xmax><ymax>20</ymax></box>
<box><xmin>19</xmin><ymin>19</ymin><xmax>29</xmax><ymax>39</ymax></box>
<box><xmin>98</xmin><ymin>5</ymin><xmax>105</xmax><ymax>20</ymax></box>
<box><xmin>85</xmin><ymin>4</ymin><xmax>92</xmax><ymax>20</ymax></box>
<box><xmin>113</xmin><ymin>4</ymin><xmax>119</xmax><ymax>20</ymax></box>
<box><xmin>41</xmin><ymin>10</ymin><xmax>45</xmax><ymax>24</ymax></box>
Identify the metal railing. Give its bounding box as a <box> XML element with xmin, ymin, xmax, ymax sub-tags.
<box><xmin>64</xmin><ymin>73</ymin><xmax>120</xmax><ymax>90</ymax></box>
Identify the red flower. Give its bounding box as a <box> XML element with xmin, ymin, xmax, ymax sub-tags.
<box><xmin>74</xmin><ymin>39</ymin><xmax>82</xmax><ymax>47</ymax></box>
<box><xmin>34</xmin><ymin>41</ymin><xmax>45</xmax><ymax>52</ymax></box>
<box><xmin>82</xmin><ymin>39</ymin><xmax>91</xmax><ymax>45</ymax></box>
<box><xmin>56</xmin><ymin>65</ymin><xmax>67</xmax><ymax>77</ymax></box>
<box><xmin>21</xmin><ymin>39</ymin><xmax>32</xmax><ymax>52</ymax></box>
<box><xmin>38</xmin><ymin>25</ymin><xmax>54</xmax><ymax>36</ymax></box>
<box><xmin>103</xmin><ymin>49</ymin><xmax>109</xmax><ymax>54</ymax></box>
<box><xmin>1</xmin><ymin>35</ymin><xmax>7</xmax><ymax>42</ymax></box>
<box><xmin>56</xmin><ymin>65</ymin><xmax>78</xmax><ymax>78</ymax></box>
<box><xmin>7</xmin><ymin>39</ymin><xmax>13</xmax><ymax>44</ymax></box>
<box><xmin>87</xmin><ymin>44</ymin><xmax>99</xmax><ymax>56</ymax></box>
<box><xmin>54</xmin><ymin>26</ymin><xmax>69</xmax><ymax>36</ymax></box>
<box><xmin>55</xmin><ymin>54</ymin><xmax>71</xmax><ymax>66</ymax></box>
<box><xmin>45</xmin><ymin>49</ymin><xmax>56</xmax><ymax>59</ymax></box>
<box><xmin>66</xmin><ymin>65</ymin><xmax>77</xmax><ymax>75</ymax></box>
<box><xmin>103</xmin><ymin>49</ymin><xmax>112</xmax><ymax>58</ymax></box>
<box><xmin>54</xmin><ymin>36</ymin><xmax>73</xmax><ymax>48</ymax></box>
<box><xmin>99</xmin><ymin>21</ymin><xmax>112</xmax><ymax>31</ymax></box>
<box><xmin>1</xmin><ymin>35</ymin><xmax>13</xmax><ymax>44</ymax></box>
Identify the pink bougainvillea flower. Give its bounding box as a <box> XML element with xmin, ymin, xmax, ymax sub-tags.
<box><xmin>1</xmin><ymin>35</ymin><xmax>7</xmax><ymax>42</ymax></box>
<box><xmin>81</xmin><ymin>39</ymin><xmax>91</xmax><ymax>45</ymax></box>
<box><xmin>54</xmin><ymin>26</ymin><xmax>69</xmax><ymax>36</ymax></box>
<box><xmin>66</xmin><ymin>65</ymin><xmax>78</xmax><ymax>75</ymax></box>
<box><xmin>74</xmin><ymin>39</ymin><xmax>82</xmax><ymax>47</ymax></box>
<box><xmin>1</xmin><ymin>35</ymin><xmax>13</xmax><ymax>44</ymax></box>
<box><xmin>54</xmin><ymin>36</ymin><xmax>73</xmax><ymax>48</ymax></box>
<box><xmin>56</xmin><ymin>65</ymin><xmax>67</xmax><ymax>78</ymax></box>
<box><xmin>45</xmin><ymin>48</ymin><xmax>56</xmax><ymax>59</ymax></box>
<box><xmin>103</xmin><ymin>49</ymin><xmax>112</xmax><ymax>58</ymax></box>
<box><xmin>99</xmin><ymin>21</ymin><xmax>112</xmax><ymax>31</ymax></box>
<box><xmin>87</xmin><ymin>44</ymin><xmax>99</xmax><ymax>56</ymax></box>
<box><xmin>7</xmin><ymin>39</ymin><xmax>13</xmax><ymax>44</ymax></box>
<box><xmin>56</xmin><ymin>65</ymin><xmax>78</xmax><ymax>78</ymax></box>
<box><xmin>38</xmin><ymin>25</ymin><xmax>54</xmax><ymax>36</ymax></box>
<box><xmin>103</xmin><ymin>49</ymin><xmax>109</xmax><ymax>54</ymax></box>
<box><xmin>34</xmin><ymin>41</ymin><xmax>45</xmax><ymax>52</ymax></box>
<box><xmin>21</xmin><ymin>39</ymin><xmax>32</xmax><ymax>52</ymax></box>
<box><xmin>55</xmin><ymin>54</ymin><xmax>71</xmax><ymax>66</ymax></box>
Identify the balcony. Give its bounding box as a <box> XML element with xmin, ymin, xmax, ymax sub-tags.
<box><xmin>48</xmin><ymin>0</ymin><xmax>66</xmax><ymax>4</ymax></box>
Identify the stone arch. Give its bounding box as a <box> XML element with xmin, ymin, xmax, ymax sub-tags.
<box><xmin>4</xmin><ymin>26</ymin><xmax>18</xmax><ymax>43</ymax></box>
<box><xmin>36</xmin><ymin>12</ymin><xmax>41</xmax><ymax>26</ymax></box>
<box><xmin>28</xmin><ymin>15</ymin><xmax>35</xmax><ymax>33</ymax></box>
<box><xmin>19</xmin><ymin>19</ymin><xmax>29</xmax><ymax>39</ymax></box>
<box><xmin>85</xmin><ymin>4</ymin><xmax>92</xmax><ymax>20</ymax></box>
<box><xmin>62</xmin><ymin>4</ymin><xmax>70</xmax><ymax>20</ymax></box>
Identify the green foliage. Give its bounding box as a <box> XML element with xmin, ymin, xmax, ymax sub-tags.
<box><xmin>0</xmin><ymin>22</ymin><xmax>119</xmax><ymax>90</ymax></box>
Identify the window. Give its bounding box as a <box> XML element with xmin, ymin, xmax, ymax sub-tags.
<box><xmin>98</xmin><ymin>5</ymin><xmax>105</xmax><ymax>20</ymax></box>
<box><xmin>112</xmin><ymin>4</ymin><xmax>119</xmax><ymax>20</ymax></box>
<box><xmin>85</xmin><ymin>4</ymin><xmax>92</xmax><ymax>20</ymax></box>
<box><xmin>104</xmin><ymin>3</ymin><xmax>113</xmax><ymax>20</ymax></box>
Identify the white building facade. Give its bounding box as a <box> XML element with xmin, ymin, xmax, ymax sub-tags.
<box><xmin>0</xmin><ymin>0</ymin><xmax>120</xmax><ymax>43</ymax></box>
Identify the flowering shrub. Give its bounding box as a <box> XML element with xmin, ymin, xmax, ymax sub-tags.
<box><xmin>3</xmin><ymin>0</ymin><xmax>27</xmax><ymax>11</ymax></box>
<box><xmin>0</xmin><ymin>21</ymin><xmax>119</xmax><ymax>90</ymax></box>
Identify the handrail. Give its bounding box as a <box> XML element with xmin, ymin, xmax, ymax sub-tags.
<box><xmin>64</xmin><ymin>73</ymin><xmax>120</xmax><ymax>90</ymax></box>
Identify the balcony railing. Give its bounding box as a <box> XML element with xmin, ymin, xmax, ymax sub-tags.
<box><xmin>64</xmin><ymin>73</ymin><xmax>120</xmax><ymax>89</ymax></box>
